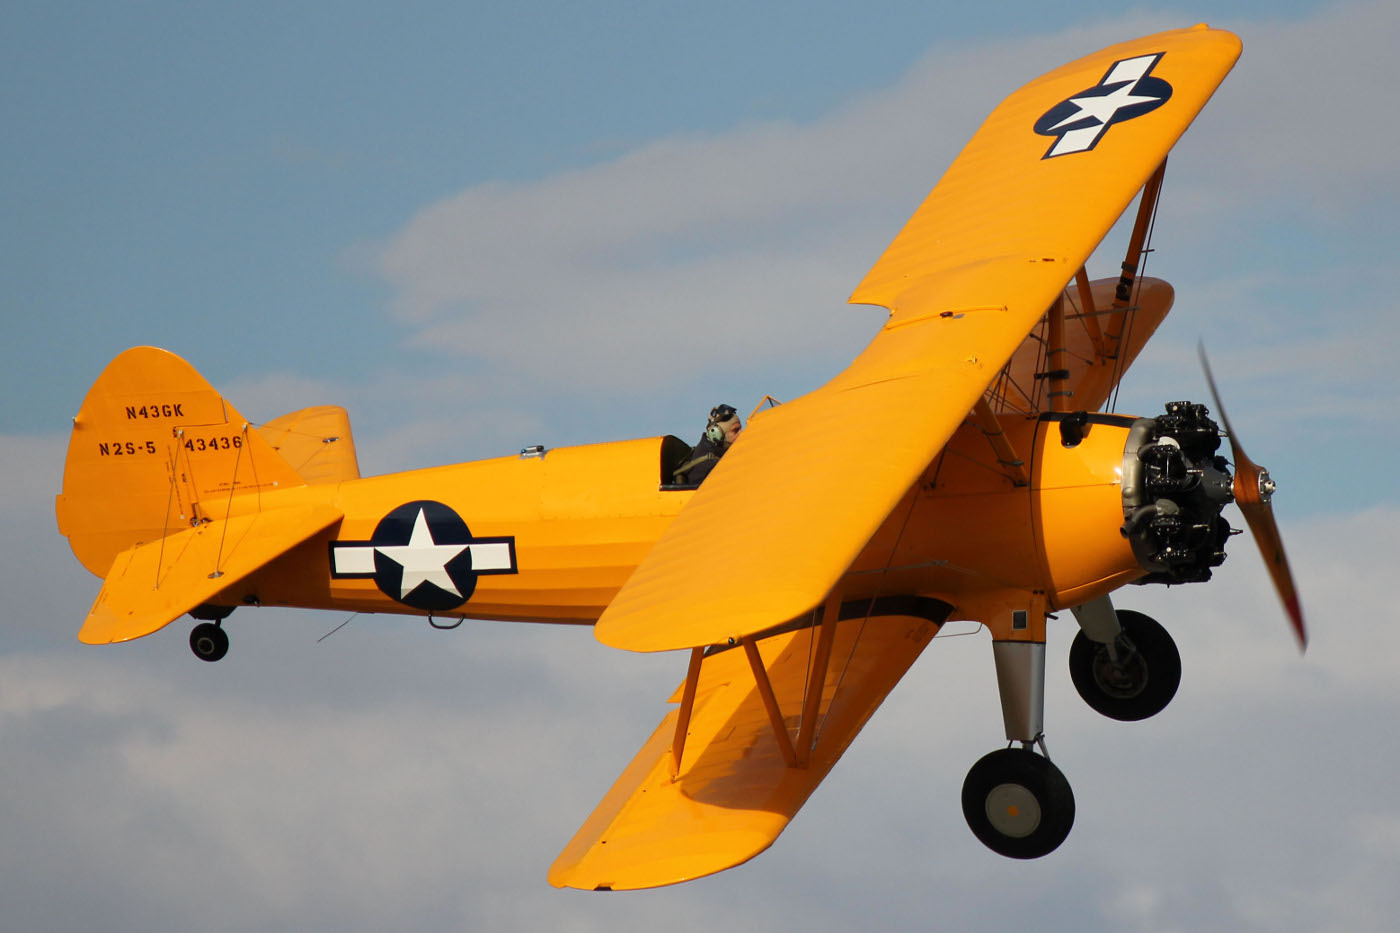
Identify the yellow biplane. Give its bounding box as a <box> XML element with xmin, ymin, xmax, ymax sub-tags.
<box><xmin>57</xmin><ymin>24</ymin><xmax>1304</xmax><ymax>889</ymax></box>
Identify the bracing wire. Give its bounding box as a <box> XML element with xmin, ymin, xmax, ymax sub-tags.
<box><xmin>317</xmin><ymin>612</ymin><xmax>359</xmax><ymax>643</ymax></box>
<box><xmin>813</xmin><ymin>487</ymin><xmax>924</xmax><ymax>749</ymax></box>
<box><xmin>155</xmin><ymin>442</ymin><xmax>179</xmax><ymax>590</ymax></box>
<box><xmin>209</xmin><ymin>423</ymin><xmax>248</xmax><ymax>578</ymax></box>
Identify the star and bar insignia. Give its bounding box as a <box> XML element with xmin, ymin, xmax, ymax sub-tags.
<box><xmin>330</xmin><ymin>500</ymin><xmax>517</xmax><ymax>611</ymax></box>
<box><xmin>1034</xmin><ymin>52</ymin><xmax>1173</xmax><ymax>158</ymax></box>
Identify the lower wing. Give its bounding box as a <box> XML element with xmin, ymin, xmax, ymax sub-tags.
<box><xmin>550</xmin><ymin>598</ymin><xmax>949</xmax><ymax>890</ymax></box>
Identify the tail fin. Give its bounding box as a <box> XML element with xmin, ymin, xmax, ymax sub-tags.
<box><xmin>56</xmin><ymin>347</ymin><xmax>306</xmax><ymax>577</ymax></box>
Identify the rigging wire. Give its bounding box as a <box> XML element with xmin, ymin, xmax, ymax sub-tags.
<box><xmin>317</xmin><ymin>612</ymin><xmax>359</xmax><ymax>643</ymax></box>
<box><xmin>209</xmin><ymin>423</ymin><xmax>249</xmax><ymax>579</ymax></box>
<box><xmin>813</xmin><ymin>484</ymin><xmax>925</xmax><ymax>749</ymax></box>
<box><xmin>155</xmin><ymin>441</ymin><xmax>179</xmax><ymax>590</ymax></box>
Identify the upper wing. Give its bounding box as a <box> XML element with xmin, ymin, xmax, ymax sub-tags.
<box><xmin>550</xmin><ymin>605</ymin><xmax>945</xmax><ymax>890</ymax></box>
<box><xmin>596</xmin><ymin>26</ymin><xmax>1239</xmax><ymax>653</ymax></box>
<box><xmin>78</xmin><ymin>504</ymin><xmax>342</xmax><ymax>645</ymax></box>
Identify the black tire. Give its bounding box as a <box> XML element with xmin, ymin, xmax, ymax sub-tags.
<box><xmin>190</xmin><ymin>622</ymin><xmax>229</xmax><ymax>663</ymax></box>
<box><xmin>961</xmin><ymin>747</ymin><xmax>1075</xmax><ymax>859</ymax></box>
<box><xmin>1069</xmin><ymin>609</ymin><xmax>1179</xmax><ymax>721</ymax></box>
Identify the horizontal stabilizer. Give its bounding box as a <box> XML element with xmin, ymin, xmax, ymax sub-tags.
<box><xmin>78</xmin><ymin>504</ymin><xmax>342</xmax><ymax>645</ymax></box>
<box><xmin>550</xmin><ymin>608</ymin><xmax>944</xmax><ymax>890</ymax></box>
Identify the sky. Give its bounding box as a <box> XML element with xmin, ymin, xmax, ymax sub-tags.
<box><xmin>2</xmin><ymin>1</ymin><xmax>1398</xmax><ymax>930</ymax></box>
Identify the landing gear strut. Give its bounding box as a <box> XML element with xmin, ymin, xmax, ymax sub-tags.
<box><xmin>189</xmin><ymin>621</ymin><xmax>229</xmax><ymax>662</ymax></box>
<box><xmin>967</xmin><ymin>637</ymin><xmax>1074</xmax><ymax>858</ymax></box>
<box><xmin>1069</xmin><ymin>609</ymin><xmax>1179</xmax><ymax>721</ymax></box>
<box><xmin>962</xmin><ymin>746</ymin><xmax>1075</xmax><ymax>858</ymax></box>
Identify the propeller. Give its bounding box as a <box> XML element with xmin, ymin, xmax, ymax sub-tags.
<box><xmin>1198</xmin><ymin>344</ymin><xmax>1307</xmax><ymax>651</ymax></box>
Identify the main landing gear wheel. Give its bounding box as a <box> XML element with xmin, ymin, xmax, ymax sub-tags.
<box><xmin>962</xmin><ymin>747</ymin><xmax>1075</xmax><ymax>859</ymax></box>
<box><xmin>1069</xmin><ymin>609</ymin><xmax>1180</xmax><ymax>722</ymax></box>
<box><xmin>189</xmin><ymin>622</ymin><xmax>229</xmax><ymax>662</ymax></box>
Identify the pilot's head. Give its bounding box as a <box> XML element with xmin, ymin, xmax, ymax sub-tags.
<box><xmin>706</xmin><ymin>404</ymin><xmax>742</xmax><ymax>446</ymax></box>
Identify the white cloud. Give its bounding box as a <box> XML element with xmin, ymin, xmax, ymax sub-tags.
<box><xmin>375</xmin><ymin>16</ymin><xmax>1200</xmax><ymax>393</ymax></box>
<box><xmin>3</xmin><ymin>499</ymin><xmax>1399</xmax><ymax>931</ymax></box>
<box><xmin>369</xmin><ymin>1</ymin><xmax>1399</xmax><ymax>426</ymax></box>
<box><xmin>1181</xmin><ymin>0</ymin><xmax>1400</xmax><ymax>210</ymax></box>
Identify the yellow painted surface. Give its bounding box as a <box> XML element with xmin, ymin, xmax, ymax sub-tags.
<box><xmin>550</xmin><ymin>612</ymin><xmax>939</xmax><ymax>890</ymax></box>
<box><xmin>256</xmin><ymin>406</ymin><xmax>361</xmax><ymax>484</ymax></box>
<box><xmin>988</xmin><ymin>277</ymin><xmax>1174</xmax><ymax>415</ymax></box>
<box><xmin>1030</xmin><ymin>419</ymin><xmax>1143</xmax><ymax>606</ymax></box>
<box><xmin>78</xmin><ymin>504</ymin><xmax>343</xmax><ymax>644</ymax></box>
<box><xmin>594</xmin><ymin>26</ymin><xmax>1239</xmax><ymax>653</ymax></box>
<box><xmin>593</xmin><ymin>312</ymin><xmax>1045</xmax><ymax>651</ymax></box>
<box><xmin>850</xmin><ymin>27</ymin><xmax>1239</xmax><ymax>313</ymax></box>
<box><xmin>213</xmin><ymin>438</ymin><xmax>690</xmax><ymax>622</ymax></box>
<box><xmin>57</xmin><ymin>346</ymin><xmax>307</xmax><ymax>576</ymax></box>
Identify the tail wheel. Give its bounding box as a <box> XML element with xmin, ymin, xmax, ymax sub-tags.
<box><xmin>1069</xmin><ymin>609</ymin><xmax>1180</xmax><ymax>721</ymax></box>
<box><xmin>961</xmin><ymin>747</ymin><xmax>1075</xmax><ymax>859</ymax></box>
<box><xmin>189</xmin><ymin>622</ymin><xmax>229</xmax><ymax>663</ymax></box>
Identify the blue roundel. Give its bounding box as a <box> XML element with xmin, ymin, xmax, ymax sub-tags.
<box><xmin>1033</xmin><ymin>53</ymin><xmax>1173</xmax><ymax>158</ymax></box>
<box><xmin>369</xmin><ymin>500</ymin><xmax>482</xmax><ymax>611</ymax></box>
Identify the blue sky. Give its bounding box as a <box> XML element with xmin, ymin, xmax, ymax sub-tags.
<box><xmin>3</xmin><ymin>2</ymin><xmax>1399</xmax><ymax>931</ymax></box>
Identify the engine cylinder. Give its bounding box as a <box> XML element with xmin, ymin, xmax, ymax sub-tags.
<box><xmin>1121</xmin><ymin>401</ymin><xmax>1233</xmax><ymax>584</ymax></box>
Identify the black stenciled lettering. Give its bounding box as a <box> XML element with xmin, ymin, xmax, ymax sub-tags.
<box><xmin>124</xmin><ymin>401</ymin><xmax>187</xmax><ymax>420</ymax></box>
<box><xmin>145</xmin><ymin>440</ymin><xmax>157</xmax><ymax>454</ymax></box>
<box><xmin>181</xmin><ymin>434</ymin><xmax>243</xmax><ymax>453</ymax></box>
<box><xmin>99</xmin><ymin>443</ymin><xmax>110</xmax><ymax>456</ymax></box>
<box><xmin>124</xmin><ymin>441</ymin><xmax>136</xmax><ymax>455</ymax></box>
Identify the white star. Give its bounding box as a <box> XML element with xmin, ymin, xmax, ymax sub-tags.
<box><xmin>1048</xmin><ymin>80</ymin><xmax>1161</xmax><ymax>132</ymax></box>
<box><xmin>373</xmin><ymin>508</ymin><xmax>470</xmax><ymax>599</ymax></box>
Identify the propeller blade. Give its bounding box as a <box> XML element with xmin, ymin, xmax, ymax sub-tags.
<box><xmin>1198</xmin><ymin>344</ymin><xmax>1308</xmax><ymax>651</ymax></box>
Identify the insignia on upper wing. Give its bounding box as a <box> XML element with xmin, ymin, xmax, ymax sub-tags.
<box><xmin>1034</xmin><ymin>53</ymin><xmax>1172</xmax><ymax>158</ymax></box>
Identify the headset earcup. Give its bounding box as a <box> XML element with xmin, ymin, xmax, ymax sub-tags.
<box><xmin>706</xmin><ymin>424</ymin><xmax>724</xmax><ymax>444</ymax></box>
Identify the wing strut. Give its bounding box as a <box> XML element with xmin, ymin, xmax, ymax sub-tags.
<box><xmin>972</xmin><ymin>398</ymin><xmax>1030</xmax><ymax>486</ymax></box>
<box><xmin>680</xmin><ymin>589</ymin><xmax>853</xmax><ymax>774</ymax></box>
<box><xmin>1107</xmin><ymin>158</ymin><xmax>1168</xmax><ymax>358</ymax></box>
<box><xmin>1072</xmin><ymin>267</ymin><xmax>1108</xmax><ymax>358</ymax></box>
<box><xmin>795</xmin><ymin>591</ymin><xmax>841</xmax><ymax>765</ymax></box>
<box><xmin>1043</xmin><ymin>294</ymin><xmax>1071</xmax><ymax>412</ymax></box>
<box><xmin>741</xmin><ymin>636</ymin><xmax>800</xmax><ymax>767</ymax></box>
<box><xmin>669</xmin><ymin>646</ymin><xmax>705</xmax><ymax>777</ymax></box>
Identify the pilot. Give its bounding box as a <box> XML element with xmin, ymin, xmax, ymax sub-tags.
<box><xmin>675</xmin><ymin>404</ymin><xmax>742</xmax><ymax>485</ymax></box>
